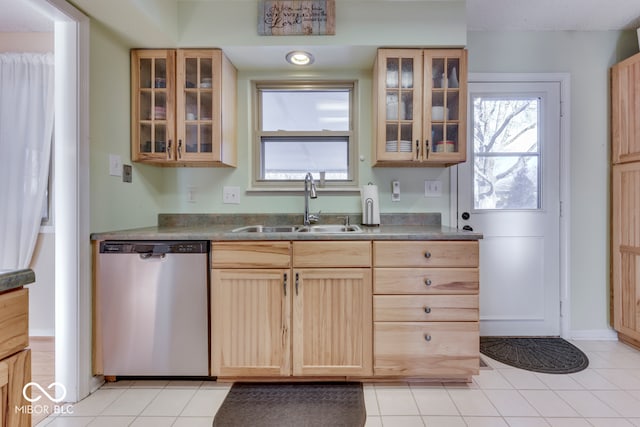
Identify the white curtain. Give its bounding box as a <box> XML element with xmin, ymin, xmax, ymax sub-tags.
<box><xmin>0</xmin><ymin>53</ymin><xmax>54</xmax><ymax>269</ymax></box>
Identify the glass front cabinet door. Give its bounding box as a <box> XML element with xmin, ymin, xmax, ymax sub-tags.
<box><xmin>374</xmin><ymin>48</ymin><xmax>467</xmax><ymax>166</ymax></box>
<box><xmin>131</xmin><ymin>49</ymin><xmax>237</xmax><ymax>167</ymax></box>
<box><xmin>131</xmin><ymin>49</ymin><xmax>176</xmax><ymax>163</ymax></box>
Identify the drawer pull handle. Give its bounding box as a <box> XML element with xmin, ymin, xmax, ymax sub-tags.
<box><xmin>424</xmin><ymin>334</ymin><xmax>432</xmax><ymax>342</ymax></box>
<box><xmin>424</xmin><ymin>251</ymin><xmax>432</xmax><ymax>259</ymax></box>
<box><xmin>424</xmin><ymin>279</ymin><xmax>432</xmax><ymax>286</ymax></box>
<box><xmin>424</xmin><ymin>307</ymin><xmax>431</xmax><ymax>314</ymax></box>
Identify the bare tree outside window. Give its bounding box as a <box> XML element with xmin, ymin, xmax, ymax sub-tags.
<box><xmin>472</xmin><ymin>96</ymin><xmax>541</xmax><ymax>210</ymax></box>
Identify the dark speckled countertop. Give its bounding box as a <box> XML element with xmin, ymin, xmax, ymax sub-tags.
<box><xmin>90</xmin><ymin>213</ymin><xmax>482</xmax><ymax>242</ymax></box>
<box><xmin>0</xmin><ymin>269</ymin><xmax>35</xmax><ymax>292</ymax></box>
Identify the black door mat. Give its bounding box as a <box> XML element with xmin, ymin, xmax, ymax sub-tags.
<box><xmin>213</xmin><ymin>382</ymin><xmax>366</xmax><ymax>427</ymax></box>
<box><xmin>480</xmin><ymin>337</ymin><xmax>589</xmax><ymax>374</ymax></box>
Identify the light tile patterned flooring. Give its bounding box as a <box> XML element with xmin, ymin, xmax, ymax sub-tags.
<box><xmin>34</xmin><ymin>340</ymin><xmax>640</xmax><ymax>427</ymax></box>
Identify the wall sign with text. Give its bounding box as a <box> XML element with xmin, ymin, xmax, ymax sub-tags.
<box><xmin>258</xmin><ymin>0</ymin><xmax>335</xmax><ymax>36</ymax></box>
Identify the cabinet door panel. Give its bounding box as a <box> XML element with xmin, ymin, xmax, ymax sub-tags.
<box><xmin>612</xmin><ymin>53</ymin><xmax>640</xmax><ymax>164</ymax></box>
<box><xmin>423</xmin><ymin>49</ymin><xmax>467</xmax><ymax>164</ymax></box>
<box><xmin>211</xmin><ymin>269</ymin><xmax>291</xmax><ymax>377</ymax></box>
<box><xmin>374</xmin><ymin>49</ymin><xmax>423</xmax><ymax>163</ymax></box>
<box><xmin>612</xmin><ymin>163</ymin><xmax>640</xmax><ymax>341</ymax></box>
<box><xmin>293</xmin><ymin>269</ymin><xmax>372</xmax><ymax>376</ymax></box>
<box><xmin>176</xmin><ymin>49</ymin><xmax>222</xmax><ymax>163</ymax></box>
<box><xmin>131</xmin><ymin>49</ymin><xmax>176</xmax><ymax>163</ymax></box>
<box><xmin>2</xmin><ymin>350</ymin><xmax>31</xmax><ymax>427</ymax></box>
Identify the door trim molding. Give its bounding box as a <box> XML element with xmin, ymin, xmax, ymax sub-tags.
<box><xmin>451</xmin><ymin>72</ymin><xmax>571</xmax><ymax>339</ymax></box>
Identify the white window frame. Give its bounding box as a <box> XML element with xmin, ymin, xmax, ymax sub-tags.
<box><xmin>251</xmin><ymin>80</ymin><xmax>358</xmax><ymax>190</ymax></box>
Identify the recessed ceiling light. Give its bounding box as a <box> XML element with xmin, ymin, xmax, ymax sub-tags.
<box><xmin>286</xmin><ymin>51</ymin><xmax>314</xmax><ymax>66</ymax></box>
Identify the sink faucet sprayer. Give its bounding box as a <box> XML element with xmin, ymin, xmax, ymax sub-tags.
<box><xmin>304</xmin><ymin>172</ymin><xmax>319</xmax><ymax>226</ymax></box>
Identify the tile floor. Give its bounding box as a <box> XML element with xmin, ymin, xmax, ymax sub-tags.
<box><xmin>34</xmin><ymin>340</ymin><xmax>640</xmax><ymax>427</ymax></box>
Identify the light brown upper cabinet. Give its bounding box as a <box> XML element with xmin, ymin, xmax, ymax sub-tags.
<box><xmin>611</xmin><ymin>52</ymin><xmax>640</xmax><ymax>164</ymax></box>
<box><xmin>131</xmin><ymin>49</ymin><xmax>237</xmax><ymax>167</ymax></box>
<box><xmin>373</xmin><ymin>48</ymin><xmax>467</xmax><ymax>166</ymax></box>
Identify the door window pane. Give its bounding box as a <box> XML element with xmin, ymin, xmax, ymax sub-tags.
<box><xmin>472</xmin><ymin>96</ymin><xmax>541</xmax><ymax>210</ymax></box>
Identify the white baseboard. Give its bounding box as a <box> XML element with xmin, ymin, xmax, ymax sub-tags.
<box><xmin>570</xmin><ymin>328</ymin><xmax>618</xmax><ymax>341</ymax></box>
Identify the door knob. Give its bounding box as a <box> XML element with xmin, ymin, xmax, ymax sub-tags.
<box><xmin>461</xmin><ymin>212</ymin><xmax>470</xmax><ymax>220</ymax></box>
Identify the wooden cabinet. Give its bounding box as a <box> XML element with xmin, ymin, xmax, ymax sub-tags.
<box><xmin>372</xmin><ymin>241</ymin><xmax>479</xmax><ymax>380</ymax></box>
<box><xmin>211</xmin><ymin>268</ymin><xmax>291</xmax><ymax>377</ymax></box>
<box><xmin>292</xmin><ymin>242</ymin><xmax>372</xmax><ymax>376</ymax></box>
<box><xmin>211</xmin><ymin>242</ymin><xmax>291</xmax><ymax>376</ymax></box>
<box><xmin>612</xmin><ymin>163</ymin><xmax>640</xmax><ymax>346</ymax></box>
<box><xmin>0</xmin><ymin>288</ymin><xmax>31</xmax><ymax>427</ymax></box>
<box><xmin>0</xmin><ymin>350</ymin><xmax>31</xmax><ymax>427</ymax></box>
<box><xmin>611</xmin><ymin>53</ymin><xmax>640</xmax><ymax>349</ymax></box>
<box><xmin>211</xmin><ymin>241</ymin><xmax>372</xmax><ymax>378</ymax></box>
<box><xmin>131</xmin><ymin>49</ymin><xmax>237</xmax><ymax>167</ymax></box>
<box><xmin>611</xmin><ymin>52</ymin><xmax>640</xmax><ymax>164</ymax></box>
<box><xmin>373</xmin><ymin>48</ymin><xmax>467</xmax><ymax>167</ymax></box>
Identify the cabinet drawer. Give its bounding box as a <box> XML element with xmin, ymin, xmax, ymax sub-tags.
<box><xmin>374</xmin><ymin>322</ymin><xmax>479</xmax><ymax>377</ymax></box>
<box><xmin>211</xmin><ymin>242</ymin><xmax>290</xmax><ymax>268</ymax></box>
<box><xmin>373</xmin><ymin>241</ymin><xmax>478</xmax><ymax>268</ymax></box>
<box><xmin>374</xmin><ymin>295</ymin><xmax>478</xmax><ymax>322</ymax></box>
<box><xmin>293</xmin><ymin>241</ymin><xmax>371</xmax><ymax>268</ymax></box>
<box><xmin>0</xmin><ymin>288</ymin><xmax>29</xmax><ymax>361</ymax></box>
<box><xmin>374</xmin><ymin>268</ymin><xmax>478</xmax><ymax>294</ymax></box>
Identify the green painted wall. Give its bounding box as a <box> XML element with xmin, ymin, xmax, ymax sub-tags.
<box><xmin>86</xmin><ymin>0</ymin><xmax>640</xmax><ymax>333</ymax></box>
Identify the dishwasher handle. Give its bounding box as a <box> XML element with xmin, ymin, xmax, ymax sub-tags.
<box><xmin>139</xmin><ymin>253</ymin><xmax>166</xmax><ymax>260</ymax></box>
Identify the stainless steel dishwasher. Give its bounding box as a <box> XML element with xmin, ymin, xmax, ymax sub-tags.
<box><xmin>98</xmin><ymin>240</ymin><xmax>209</xmax><ymax>377</ymax></box>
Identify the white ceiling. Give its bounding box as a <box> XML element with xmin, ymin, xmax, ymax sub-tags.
<box><xmin>3</xmin><ymin>0</ymin><xmax>640</xmax><ymax>33</ymax></box>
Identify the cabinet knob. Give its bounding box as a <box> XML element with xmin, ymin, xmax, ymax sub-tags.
<box><xmin>424</xmin><ymin>279</ymin><xmax>432</xmax><ymax>286</ymax></box>
<box><xmin>424</xmin><ymin>307</ymin><xmax>431</xmax><ymax>314</ymax></box>
<box><xmin>424</xmin><ymin>251</ymin><xmax>431</xmax><ymax>259</ymax></box>
<box><xmin>424</xmin><ymin>334</ymin><xmax>432</xmax><ymax>342</ymax></box>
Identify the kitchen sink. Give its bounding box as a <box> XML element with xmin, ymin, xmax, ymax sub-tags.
<box><xmin>231</xmin><ymin>225</ymin><xmax>300</xmax><ymax>233</ymax></box>
<box><xmin>296</xmin><ymin>224</ymin><xmax>362</xmax><ymax>233</ymax></box>
<box><xmin>230</xmin><ymin>224</ymin><xmax>363</xmax><ymax>233</ymax></box>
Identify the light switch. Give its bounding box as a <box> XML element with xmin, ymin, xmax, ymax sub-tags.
<box><xmin>109</xmin><ymin>154</ymin><xmax>122</xmax><ymax>177</ymax></box>
<box><xmin>424</xmin><ymin>180</ymin><xmax>442</xmax><ymax>197</ymax></box>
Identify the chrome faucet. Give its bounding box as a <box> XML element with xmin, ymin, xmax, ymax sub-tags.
<box><xmin>303</xmin><ymin>172</ymin><xmax>319</xmax><ymax>226</ymax></box>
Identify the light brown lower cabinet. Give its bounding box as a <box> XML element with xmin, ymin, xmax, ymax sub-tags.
<box><xmin>211</xmin><ymin>268</ymin><xmax>291</xmax><ymax>377</ymax></box>
<box><xmin>373</xmin><ymin>241</ymin><xmax>479</xmax><ymax>380</ymax></box>
<box><xmin>210</xmin><ymin>239</ymin><xmax>478</xmax><ymax>381</ymax></box>
<box><xmin>292</xmin><ymin>268</ymin><xmax>372</xmax><ymax>376</ymax></box>
<box><xmin>210</xmin><ymin>241</ymin><xmax>373</xmax><ymax>378</ymax></box>
<box><xmin>612</xmin><ymin>163</ymin><xmax>640</xmax><ymax>346</ymax></box>
<box><xmin>0</xmin><ymin>287</ymin><xmax>31</xmax><ymax>427</ymax></box>
<box><xmin>0</xmin><ymin>349</ymin><xmax>31</xmax><ymax>427</ymax></box>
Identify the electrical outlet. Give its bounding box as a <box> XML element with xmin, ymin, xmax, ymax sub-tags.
<box><xmin>187</xmin><ymin>186</ymin><xmax>197</xmax><ymax>203</ymax></box>
<box><xmin>109</xmin><ymin>154</ymin><xmax>122</xmax><ymax>177</ymax></box>
<box><xmin>223</xmin><ymin>186</ymin><xmax>241</xmax><ymax>204</ymax></box>
<box><xmin>122</xmin><ymin>164</ymin><xmax>132</xmax><ymax>183</ymax></box>
<box><xmin>424</xmin><ymin>180</ymin><xmax>442</xmax><ymax>197</ymax></box>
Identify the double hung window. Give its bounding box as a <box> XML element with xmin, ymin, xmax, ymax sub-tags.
<box><xmin>253</xmin><ymin>81</ymin><xmax>356</xmax><ymax>188</ymax></box>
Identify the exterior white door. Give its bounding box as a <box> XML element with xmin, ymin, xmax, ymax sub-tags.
<box><xmin>456</xmin><ymin>81</ymin><xmax>561</xmax><ymax>336</ymax></box>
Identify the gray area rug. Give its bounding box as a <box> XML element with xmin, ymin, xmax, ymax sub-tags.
<box><xmin>213</xmin><ymin>382</ymin><xmax>366</xmax><ymax>427</ymax></box>
<box><xmin>480</xmin><ymin>337</ymin><xmax>589</xmax><ymax>374</ymax></box>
